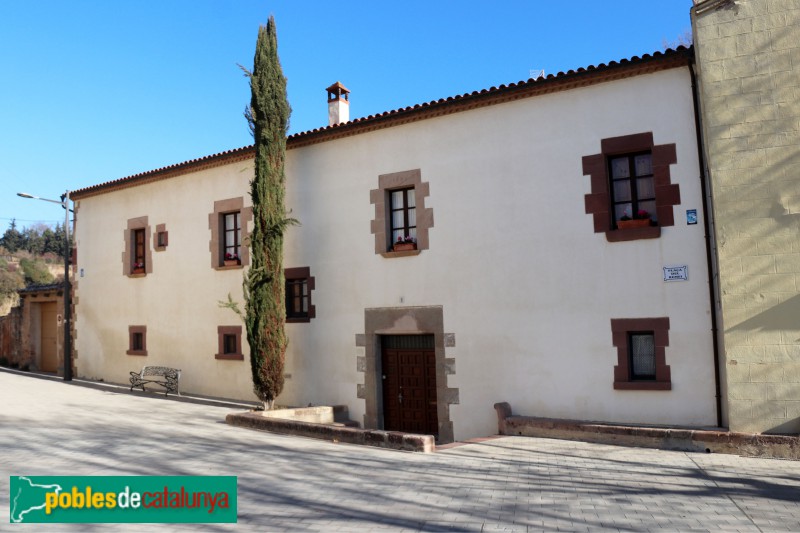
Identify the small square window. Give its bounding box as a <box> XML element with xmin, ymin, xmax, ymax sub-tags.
<box><xmin>611</xmin><ymin>318</ymin><xmax>671</xmax><ymax>390</ymax></box>
<box><xmin>216</xmin><ymin>326</ymin><xmax>243</xmax><ymax>360</ymax></box>
<box><xmin>127</xmin><ymin>325</ymin><xmax>147</xmax><ymax>356</ymax></box>
<box><xmin>154</xmin><ymin>224</ymin><xmax>168</xmax><ymax>251</ymax></box>
<box><xmin>223</xmin><ymin>334</ymin><xmax>238</xmax><ymax>355</ymax></box>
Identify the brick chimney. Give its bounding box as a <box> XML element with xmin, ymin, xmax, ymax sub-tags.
<box><xmin>326</xmin><ymin>81</ymin><xmax>350</xmax><ymax>126</ymax></box>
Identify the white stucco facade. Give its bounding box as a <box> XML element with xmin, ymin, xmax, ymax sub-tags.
<box><xmin>74</xmin><ymin>56</ymin><xmax>718</xmax><ymax>442</ymax></box>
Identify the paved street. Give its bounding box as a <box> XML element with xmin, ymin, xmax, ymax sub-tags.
<box><xmin>1</xmin><ymin>369</ymin><xmax>799</xmax><ymax>532</ymax></box>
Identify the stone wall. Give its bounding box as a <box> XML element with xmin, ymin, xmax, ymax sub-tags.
<box><xmin>0</xmin><ymin>306</ymin><xmax>23</xmax><ymax>367</ymax></box>
<box><xmin>693</xmin><ymin>0</ymin><xmax>800</xmax><ymax>433</ymax></box>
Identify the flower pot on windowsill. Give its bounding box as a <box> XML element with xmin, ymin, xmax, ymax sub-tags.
<box><xmin>393</xmin><ymin>242</ymin><xmax>417</xmax><ymax>252</ymax></box>
<box><xmin>223</xmin><ymin>259</ymin><xmax>241</xmax><ymax>267</ymax></box>
<box><xmin>617</xmin><ymin>218</ymin><xmax>652</xmax><ymax>229</ymax></box>
<box><xmin>131</xmin><ymin>267</ymin><xmax>145</xmax><ymax>275</ymax></box>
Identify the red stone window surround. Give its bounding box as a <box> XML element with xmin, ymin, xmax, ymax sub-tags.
<box><xmin>285</xmin><ymin>266</ymin><xmax>316</xmax><ymax>323</ymax></box>
<box><xmin>216</xmin><ymin>326</ymin><xmax>243</xmax><ymax>360</ymax></box>
<box><xmin>582</xmin><ymin>132</ymin><xmax>680</xmax><ymax>242</ymax></box>
<box><xmin>122</xmin><ymin>216</ymin><xmax>152</xmax><ymax>277</ymax></box>
<box><xmin>611</xmin><ymin>317</ymin><xmax>671</xmax><ymax>390</ymax></box>
<box><xmin>127</xmin><ymin>325</ymin><xmax>147</xmax><ymax>356</ymax></box>
<box><xmin>155</xmin><ymin>223</ymin><xmax>168</xmax><ymax>251</ymax></box>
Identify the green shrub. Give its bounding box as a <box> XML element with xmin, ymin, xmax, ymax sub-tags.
<box><xmin>19</xmin><ymin>258</ymin><xmax>54</xmax><ymax>286</ymax></box>
<box><xmin>0</xmin><ymin>269</ymin><xmax>24</xmax><ymax>299</ymax></box>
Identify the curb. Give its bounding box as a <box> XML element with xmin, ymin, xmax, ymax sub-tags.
<box><xmin>494</xmin><ymin>402</ymin><xmax>800</xmax><ymax>460</ymax></box>
<box><xmin>0</xmin><ymin>367</ymin><xmax>260</xmax><ymax>410</ymax></box>
<box><xmin>226</xmin><ymin>411</ymin><xmax>435</xmax><ymax>453</ymax></box>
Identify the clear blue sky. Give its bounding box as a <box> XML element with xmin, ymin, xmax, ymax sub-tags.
<box><xmin>0</xmin><ymin>1</ymin><xmax>693</xmax><ymax>229</ymax></box>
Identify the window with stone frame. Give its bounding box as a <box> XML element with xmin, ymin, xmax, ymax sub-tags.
<box><xmin>154</xmin><ymin>223</ymin><xmax>168</xmax><ymax>251</ymax></box>
<box><xmin>208</xmin><ymin>198</ymin><xmax>252</xmax><ymax>270</ymax></box>
<box><xmin>123</xmin><ymin>216</ymin><xmax>151</xmax><ymax>277</ymax></box>
<box><xmin>216</xmin><ymin>326</ymin><xmax>243</xmax><ymax>360</ymax></box>
<box><xmin>285</xmin><ymin>267</ymin><xmax>316</xmax><ymax>323</ymax></box>
<box><xmin>611</xmin><ymin>318</ymin><xmax>671</xmax><ymax>390</ymax></box>
<box><xmin>582</xmin><ymin>132</ymin><xmax>680</xmax><ymax>243</ymax></box>
<box><xmin>370</xmin><ymin>169</ymin><xmax>433</xmax><ymax>256</ymax></box>
<box><xmin>127</xmin><ymin>325</ymin><xmax>147</xmax><ymax>356</ymax></box>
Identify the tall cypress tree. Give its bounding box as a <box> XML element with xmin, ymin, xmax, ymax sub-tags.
<box><xmin>245</xmin><ymin>16</ymin><xmax>292</xmax><ymax>410</ymax></box>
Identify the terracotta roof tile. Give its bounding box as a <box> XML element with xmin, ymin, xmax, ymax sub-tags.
<box><xmin>72</xmin><ymin>46</ymin><xmax>692</xmax><ymax>199</ymax></box>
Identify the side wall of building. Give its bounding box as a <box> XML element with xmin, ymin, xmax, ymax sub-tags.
<box><xmin>693</xmin><ymin>0</ymin><xmax>800</xmax><ymax>434</ymax></box>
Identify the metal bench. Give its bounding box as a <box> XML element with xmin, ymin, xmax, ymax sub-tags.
<box><xmin>129</xmin><ymin>365</ymin><xmax>181</xmax><ymax>396</ymax></box>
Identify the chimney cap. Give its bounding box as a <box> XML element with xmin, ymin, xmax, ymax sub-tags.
<box><xmin>326</xmin><ymin>81</ymin><xmax>350</xmax><ymax>102</ymax></box>
<box><xmin>326</xmin><ymin>81</ymin><xmax>350</xmax><ymax>94</ymax></box>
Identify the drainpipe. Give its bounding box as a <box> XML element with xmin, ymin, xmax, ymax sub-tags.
<box><xmin>689</xmin><ymin>57</ymin><xmax>723</xmax><ymax>428</ymax></box>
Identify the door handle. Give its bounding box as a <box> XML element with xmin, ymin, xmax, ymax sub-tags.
<box><xmin>398</xmin><ymin>388</ymin><xmax>403</xmax><ymax>404</ymax></box>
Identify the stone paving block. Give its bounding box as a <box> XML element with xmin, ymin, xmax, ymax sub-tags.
<box><xmin>2</xmin><ymin>370</ymin><xmax>800</xmax><ymax>532</ymax></box>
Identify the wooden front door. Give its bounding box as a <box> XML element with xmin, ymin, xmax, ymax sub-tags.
<box><xmin>40</xmin><ymin>302</ymin><xmax>58</xmax><ymax>372</ymax></box>
<box><xmin>381</xmin><ymin>335</ymin><xmax>438</xmax><ymax>437</ymax></box>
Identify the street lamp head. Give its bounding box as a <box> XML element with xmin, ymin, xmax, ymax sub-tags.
<box><xmin>17</xmin><ymin>192</ymin><xmax>36</xmax><ymax>199</ymax></box>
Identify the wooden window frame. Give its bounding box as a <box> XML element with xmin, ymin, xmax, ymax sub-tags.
<box><xmin>582</xmin><ymin>132</ymin><xmax>680</xmax><ymax>243</ymax></box>
<box><xmin>389</xmin><ymin>187</ymin><xmax>417</xmax><ymax>246</ymax></box>
<box><xmin>285</xmin><ymin>267</ymin><xmax>316</xmax><ymax>323</ymax></box>
<box><xmin>609</xmin><ymin>152</ymin><xmax>656</xmax><ymax>227</ymax></box>
<box><xmin>216</xmin><ymin>326</ymin><xmax>243</xmax><ymax>360</ymax></box>
<box><xmin>133</xmin><ymin>228</ymin><xmax>146</xmax><ymax>273</ymax></box>
<box><xmin>222</xmin><ymin>211</ymin><xmax>241</xmax><ymax>264</ymax></box>
<box><xmin>611</xmin><ymin>318</ymin><xmax>671</xmax><ymax>390</ymax></box>
<box><xmin>127</xmin><ymin>325</ymin><xmax>147</xmax><ymax>356</ymax></box>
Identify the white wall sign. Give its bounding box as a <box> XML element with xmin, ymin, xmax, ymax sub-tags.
<box><xmin>663</xmin><ymin>265</ymin><xmax>688</xmax><ymax>282</ymax></box>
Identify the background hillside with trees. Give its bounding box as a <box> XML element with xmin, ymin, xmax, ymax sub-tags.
<box><xmin>0</xmin><ymin>219</ymin><xmax>69</xmax><ymax>313</ymax></box>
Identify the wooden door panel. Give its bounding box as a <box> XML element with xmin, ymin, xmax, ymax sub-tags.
<box><xmin>40</xmin><ymin>303</ymin><xmax>58</xmax><ymax>372</ymax></box>
<box><xmin>382</xmin><ymin>341</ymin><xmax>438</xmax><ymax>437</ymax></box>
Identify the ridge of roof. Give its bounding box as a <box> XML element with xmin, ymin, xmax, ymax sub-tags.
<box><xmin>71</xmin><ymin>46</ymin><xmax>693</xmax><ymax>200</ymax></box>
<box><xmin>19</xmin><ymin>282</ymin><xmax>64</xmax><ymax>294</ymax></box>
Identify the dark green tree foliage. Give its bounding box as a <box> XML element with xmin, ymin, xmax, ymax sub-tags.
<box><xmin>245</xmin><ymin>16</ymin><xmax>292</xmax><ymax>409</ymax></box>
<box><xmin>0</xmin><ymin>221</ymin><xmax>70</xmax><ymax>258</ymax></box>
<box><xmin>1</xmin><ymin>220</ymin><xmax>23</xmax><ymax>253</ymax></box>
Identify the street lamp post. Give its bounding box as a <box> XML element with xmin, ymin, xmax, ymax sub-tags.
<box><xmin>17</xmin><ymin>191</ymin><xmax>73</xmax><ymax>381</ymax></box>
